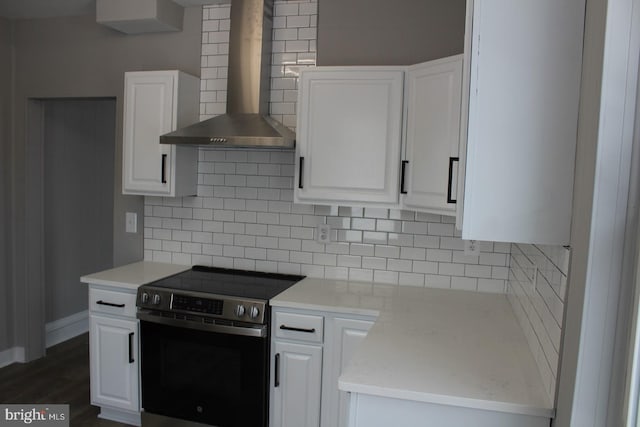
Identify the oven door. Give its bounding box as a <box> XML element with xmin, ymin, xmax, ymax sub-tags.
<box><xmin>139</xmin><ymin>317</ymin><xmax>269</xmax><ymax>427</ymax></box>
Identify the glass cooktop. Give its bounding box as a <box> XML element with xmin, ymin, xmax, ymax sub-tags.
<box><xmin>146</xmin><ymin>265</ymin><xmax>305</xmax><ymax>301</ymax></box>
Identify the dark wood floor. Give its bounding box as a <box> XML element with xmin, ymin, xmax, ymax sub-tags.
<box><xmin>0</xmin><ymin>333</ymin><xmax>132</xmax><ymax>427</ymax></box>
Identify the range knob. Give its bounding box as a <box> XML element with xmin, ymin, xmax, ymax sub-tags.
<box><xmin>152</xmin><ymin>294</ymin><xmax>161</xmax><ymax>305</ymax></box>
<box><xmin>249</xmin><ymin>306</ymin><xmax>260</xmax><ymax>319</ymax></box>
<box><xmin>235</xmin><ymin>304</ymin><xmax>246</xmax><ymax>317</ymax></box>
<box><xmin>141</xmin><ymin>292</ymin><xmax>150</xmax><ymax>304</ymax></box>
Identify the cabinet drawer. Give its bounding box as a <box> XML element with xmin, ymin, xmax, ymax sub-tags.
<box><xmin>274</xmin><ymin>311</ymin><xmax>324</xmax><ymax>343</ymax></box>
<box><xmin>89</xmin><ymin>288</ymin><xmax>137</xmax><ymax>318</ymax></box>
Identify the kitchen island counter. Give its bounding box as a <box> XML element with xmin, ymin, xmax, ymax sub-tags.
<box><xmin>271</xmin><ymin>277</ymin><xmax>553</xmax><ymax>420</ymax></box>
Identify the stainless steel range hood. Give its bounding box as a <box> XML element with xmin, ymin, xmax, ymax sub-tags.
<box><xmin>160</xmin><ymin>0</ymin><xmax>296</xmax><ymax>149</ymax></box>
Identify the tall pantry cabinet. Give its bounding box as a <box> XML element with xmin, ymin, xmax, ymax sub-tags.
<box><xmin>458</xmin><ymin>0</ymin><xmax>585</xmax><ymax>244</ymax></box>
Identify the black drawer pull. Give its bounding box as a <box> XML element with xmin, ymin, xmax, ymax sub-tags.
<box><xmin>447</xmin><ymin>157</ymin><xmax>459</xmax><ymax>204</ymax></box>
<box><xmin>275</xmin><ymin>353</ymin><xmax>280</xmax><ymax>387</ymax></box>
<box><xmin>161</xmin><ymin>154</ymin><xmax>167</xmax><ymax>184</ymax></box>
<box><xmin>280</xmin><ymin>325</ymin><xmax>316</xmax><ymax>334</ymax></box>
<box><xmin>128</xmin><ymin>332</ymin><xmax>134</xmax><ymax>364</ymax></box>
<box><xmin>298</xmin><ymin>157</ymin><xmax>304</xmax><ymax>189</ymax></box>
<box><xmin>400</xmin><ymin>160</ymin><xmax>409</xmax><ymax>194</ymax></box>
<box><xmin>96</xmin><ymin>300</ymin><xmax>125</xmax><ymax>308</ymax></box>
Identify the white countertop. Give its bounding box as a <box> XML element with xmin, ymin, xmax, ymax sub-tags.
<box><xmin>271</xmin><ymin>277</ymin><xmax>553</xmax><ymax>418</ymax></box>
<box><xmin>80</xmin><ymin>261</ymin><xmax>190</xmax><ymax>291</ymax></box>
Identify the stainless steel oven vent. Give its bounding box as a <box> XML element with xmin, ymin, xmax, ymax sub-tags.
<box><xmin>160</xmin><ymin>0</ymin><xmax>296</xmax><ymax>149</ymax></box>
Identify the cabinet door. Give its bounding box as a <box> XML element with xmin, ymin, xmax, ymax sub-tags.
<box><xmin>461</xmin><ymin>0</ymin><xmax>584</xmax><ymax>244</ymax></box>
<box><xmin>295</xmin><ymin>68</ymin><xmax>404</xmax><ymax>206</ymax></box>
<box><xmin>402</xmin><ymin>56</ymin><xmax>463</xmax><ymax>216</ymax></box>
<box><xmin>89</xmin><ymin>314</ymin><xmax>139</xmax><ymax>412</ymax></box>
<box><xmin>271</xmin><ymin>341</ymin><xmax>323</xmax><ymax>427</ymax></box>
<box><xmin>322</xmin><ymin>317</ymin><xmax>374</xmax><ymax>427</ymax></box>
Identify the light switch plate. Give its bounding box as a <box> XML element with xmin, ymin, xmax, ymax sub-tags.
<box><xmin>126</xmin><ymin>212</ymin><xmax>137</xmax><ymax>233</ymax></box>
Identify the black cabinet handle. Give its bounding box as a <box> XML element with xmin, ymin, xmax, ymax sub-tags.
<box><xmin>161</xmin><ymin>154</ymin><xmax>167</xmax><ymax>184</ymax></box>
<box><xmin>279</xmin><ymin>325</ymin><xmax>316</xmax><ymax>334</ymax></box>
<box><xmin>274</xmin><ymin>353</ymin><xmax>280</xmax><ymax>387</ymax></box>
<box><xmin>298</xmin><ymin>157</ymin><xmax>304</xmax><ymax>189</ymax></box>
<box><xmin>96</xmin><ymin>300</ymin><xmax>125</xmax><ymax>308</ymax></box>
<box><xmin>447</xmin><ymin>157</ymin><xmax>459</xmax><ymax>204</ymax></box>
<box><xmin>128</xmin><ymin>332</ymin><xmax>134</xmax><ymax>364</ymax></box>
<box><xmin>400</xmin><ymin>160</ymin><xmax>409</xmax><ymax>194</ymax></box>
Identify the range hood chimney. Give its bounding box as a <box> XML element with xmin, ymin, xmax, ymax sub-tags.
<box><xmin>160</xmin><ymin>0</ymin><xmax>296</xmax><ymax>149</ymax></box>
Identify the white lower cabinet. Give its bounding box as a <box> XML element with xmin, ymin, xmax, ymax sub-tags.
<box><xmin>270</xmin><ymin>308</ymin><xmax>375</xmax><ymax>427</ymax></box>
<box><xmin>89</xmin><ymin>315</ymin><xmax>138</xmax><ymax>412</ymax></box>
<box><xmin>322</xmin><ymin>318</ymin><xmax>374</xmax><ymax>427</ymax></box>
<box><xmin>88</xmin><ymin>284</ymin><xmax>141</xmax><ymax>426</ymax></box>
<box><xmin>271</xmin><ymin>341</ymin><xmax>323</xmax><ymax>427</ymax></box>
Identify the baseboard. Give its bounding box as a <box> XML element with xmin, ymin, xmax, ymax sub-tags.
<box><xmin>99</xmin><ymin>407</ymin><xmax>141</xmax><ymax>426</ymax></box>
<box><xmin>45</xmin><ymin>310</ymin><xmax>89</xmax><ymax>348</ymax></box>
<box><xmin>0</xmin><ymin>346</ymin><xmax>25</xmax><ymax>368</ymax></box>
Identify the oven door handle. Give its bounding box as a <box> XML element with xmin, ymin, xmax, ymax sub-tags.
<box><xmin>137</xmin><ymin>310</ymin><xmax>268</xmax><ymax>338</ymax></box>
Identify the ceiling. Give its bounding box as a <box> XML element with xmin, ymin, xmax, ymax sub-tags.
<box><xmin>0</xmin><ymin>0</ymin><xmax>225</xmax><ymax>20</ymax></box>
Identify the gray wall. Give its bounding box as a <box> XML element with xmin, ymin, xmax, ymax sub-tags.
<box><xmin>8</xmin><ymin>9</ymin><xmax>202</xmax><ymax>351</ymax></box>
<box><xmin>317</xmin><ymin>0</ymin><xmax>465</xmax><ymax>66</ymax></box>
<box><xmin>0</xmin><ymin>17</ymin><xmax>13</xmax><ymax>353</ymax></box>
<box><xmin>43</xmin><ymin>99</ymin><xmax>115</xmax><ymax>322</ymax></box>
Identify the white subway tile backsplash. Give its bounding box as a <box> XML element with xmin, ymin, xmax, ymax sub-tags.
<box><xmin>451</xmin><ymin>276</ymin><xmax>477</xmax><ymax>291</ymax></box>
<box><xmin>337</xmin><ymin>255</ymin><xmax>361</xmax><ymax>268</ymax></box>
<box><xmin>314</xmin><ymin>253</ymin><xmax>337</xmax><ymax>266</ymax></box>
<box><xmin>362</xmin><ymin>257</ymin><xmax>387</xmax><ymax>270</ymax></box>
<box><xmin>426</xmin><ymin>249</ymin><xmax>452</xmax><ymax>263</ymax></box>
<box><xmin>399</xmin><ymin>272</ymin><xmax>424</xmax><ymax>287</ymax></box>
<box><xmin>346</xmin><ymin>244</ymin><xmax>374</xmax><ymax>257</ymax></box>
<box><xmin>256</xmin><ymin>236</ymin><xmax>279</xmax><ymax>249</ymax></box>
<box><xmin>352</xmin><ymin>218</ymin><xmax>376</xmax><ymax>231</ymax></box>
<box><xmin>349</xmin><ymin>269</ymin><xmax>374</xmax><ymax>282</ymax></box>
<box><xmin>374</xmin><ymin>245</ymin><xmax>400</xmax><ymax>259</ymax></box>
<box><xmin>479</xmin><ymin>252</ymin><xmax>508</xmax><ymax>266</ymax></box>
<box><xmin>376</xmin><ymin>219</ymin><xmax>402</xmax><ymax>233</ymax></box>
<box><xmin>374</xmin><ymin>270</ymin><xmax>399</xmax><ymax>284</ymax></box>
<box><xmin>402</xmin><ymin>221</ymin><xmax>428</xmax><ymax>235</ymax></box>
<box><xmin>507</xmin><ymin>243</ymin><xmax>569</xmax><ymax>402</ymax></box>
<box><xmin>339</xmin><ymin>207</ymin><xmax>364</xmax><ymax>217</ymax></box>
<box><xmin>425</xmin><ymin>274</ymin><xmax>451</xmax><ymax>289</ymax></box>
<box><xmin>400</xmin><ymin>247</ymin><xmax>426</xmax><ymax>261</ymax></box>
<box><xmin>464</xmin><ymin>264</ymin><xmax>492</xmax><ymax>279</ymax></box>
<box><xmin>362</xmin><ymin>231</ymin><xmax>388</xmax><ymax>245</ymax></box>
<box><xmin>478</xmin><ymin>278</ymin><xmax>505</xmax><ymax>293</ymax></box>
<box><xmin>427</xmin><ymin>223</ymin><xmax>454</xmax><ymax>236</ymax></box>
<box><xmin>245</xmin><ymin>247</ymin><xmax>267</xmax><ymax>260</ymax></box>
<box><xmin>145</xmin><ymin>0</ymin><xmax>515</xmax><ymax>297</ymax></box>
<box><xmin>387</xmin><ymin>259</ymin><xmax>412</xmax><ymax>273</ymax></box>
<box><xmin>387</xmin><ymin>233</ymin><xmax>414</xmax><ymax>247</ymax></box>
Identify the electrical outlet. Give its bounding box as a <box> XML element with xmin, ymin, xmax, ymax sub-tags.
<box><xmin>125</xmin><ymin>212</ymin><xmax>137</xmax><ymax>234</ymax></box>
<box><xmin>464</xmin><ymin>239</ymin><xmax>480</xmax><ymax>256</ymax></box>
<box><xmin>315</xmin><ymin>224</ymin><xmax>331</xmax><ymax>244</ymax></box>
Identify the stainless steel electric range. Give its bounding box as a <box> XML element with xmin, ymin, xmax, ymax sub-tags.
<box><xmin>136</xmin><ymin>266</ymin><xmax>304</xmax><ymax>427</ymax></box>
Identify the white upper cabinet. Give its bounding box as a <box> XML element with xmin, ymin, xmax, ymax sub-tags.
<box><xmin>295</xmin><ymin>68</ymin><xmax>404</xmax><ymax>207</ymax></box>
<box><xmin>401</xmin><ymin>55</ymin><xmax>463</xmax><ymax>216</ymax></box>
<box><xmin>459</xmin><ymin>0</ymin><xmax>585</xmax><ymax>244</ymax></box>
<box><xmin>122</xmin><ymin>70</ymin><xmax>199</xmax><ymax>197</ymax></box>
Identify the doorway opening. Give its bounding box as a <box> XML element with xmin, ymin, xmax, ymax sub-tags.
<box><xmin>24</xmin><ymin>98</ymin><xmax>116</xmax><ymax>360</ymax></box>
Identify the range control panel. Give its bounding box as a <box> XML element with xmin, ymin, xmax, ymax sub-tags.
<box><xmin>136</xmin><ymin>286</ymin><xmax>268</xmax><ymax>325</ymax></box>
